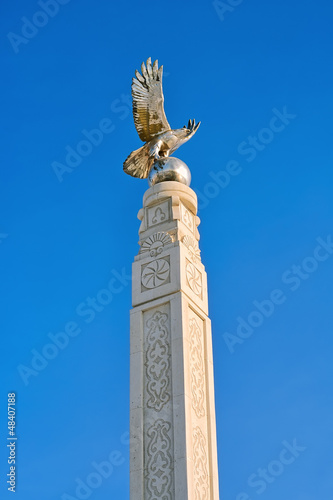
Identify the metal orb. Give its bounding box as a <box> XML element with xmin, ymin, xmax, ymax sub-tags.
<box><xmin>148</xmin><ymin>157</ymin><xmax>191</xmax><ymax>187</ymax></box>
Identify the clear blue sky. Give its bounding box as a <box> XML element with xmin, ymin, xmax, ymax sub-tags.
<box><xmin>1</xmin><ymin>0</ymin><xmax>332</xmax><ymax>499</ymax></box>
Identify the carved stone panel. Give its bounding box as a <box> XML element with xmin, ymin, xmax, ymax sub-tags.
<box><xmin>139</xmin><ymin>231</ymin><xmax>173</xmax><ymax>257</ymax></box>
<box><xmin>141</xmin><ymin>256</ymin><xmax>170</xmax><ymax>291</ymax></box>
<box><xmin>189</xmin><ymin>317</ymin><xmax>206</xmax><ymax>419</ymax></box>
<box><xmin>147</xmin><ymin>200</ymin><xmax>170</xmax><ymax>228</ymax></box>
<box><xmin>143</xmin><ymin>305</ymin><xmax>174</xmax><ymax>499</ymax></box>
<box><xmin>186</xmin><ymin>259</ymin><xmax>202</xmax><ymax>298</ymax></box>
<box><xmin>183</xmin><ymin>235</ymin><xmax>201</xmax><ymax>263</ymax></box>
<box><xmin>180</xmin><ymin>202</ymin><xmax>194</xmax><ymax>232</ymax></box>
<box><xmin>193</xmin><ymin>426</ymin><xmax>209</xmax><ymax>500</ymax></box>
<box><xmin>145</xmin><ymin>310</ymin><xmax>171</xmax><ymax>411</ymax></box>
<box><xmin>145</xmin><ymin>419</ymin><xmax>173</xmax><ymax>500</ymax></box>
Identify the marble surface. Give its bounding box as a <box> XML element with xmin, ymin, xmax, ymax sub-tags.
<box><xmin>130</xmin><ymin>181</ymin><xmax>220</xmax><ymax>499</ymax></box>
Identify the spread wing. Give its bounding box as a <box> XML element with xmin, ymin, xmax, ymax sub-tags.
<box><xmin>132</xmin><ymin>57</ymin><xmax>171</xmax><ymax>142</ymax></box>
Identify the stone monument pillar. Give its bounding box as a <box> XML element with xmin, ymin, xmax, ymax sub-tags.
<box><xmin>130</xmin><ymin>180</ymin><xmax>220</xmax><ymax>499</ymax></box>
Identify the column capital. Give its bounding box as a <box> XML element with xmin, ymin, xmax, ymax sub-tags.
<box><xmin>137</xmin><ymin>181</ymin><xmax>201</xmax><ymax>242</ymax></box>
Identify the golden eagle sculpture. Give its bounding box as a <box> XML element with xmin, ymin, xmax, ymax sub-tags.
<box><xmin>123</xmin><ymin>58</ymin><xmax>200</xmax><ymax>186</ymax></box>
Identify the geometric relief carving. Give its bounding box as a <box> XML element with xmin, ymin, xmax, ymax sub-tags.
<box><xmin>145</xmin><ymin>419</ymin><xmax>173</xmax><ymax>500</ymax></box>
<box><xmin>152</xmin><ymin>207</ymin><xmax>167</xmax><ymax>224</ymax></box>
<box><xmin>147</xmin><ymin>200</ymin><xmax>169</xmax><ymax>228</ymax></box>
<box><xmin>193</xmin><ymin>426</ymin><xmax>209</xmax><ymax>500</ymax></box>
<box><xmin>141</xmin><ymin>256</ymin><xmax>170</xmax><ymax>290</ymax></box>
<box><xmin>183</xmin><ymin>235</ymin><xmax>201</xmax><ymax>263</ymax></box>
<box><xmin>139</xmin><ymin>231</ymin><xmax>173</xmax><ymax>257</ymax></box>
<box><xmin>145</xmin><ymin>311</ymin><xmax>171</xmax><ymax>411</ymax></box>
<box><xmin>180</xmin><ymin>202</ymin><xmax>194</xmax><ymax>232</ymax></box>
<box><xmin>189</xmin><ymin>317</ymin><xmax>206</xmax><ymax>418</ymax></box>
<box><xmin>186</xmin><ymin>259</ymin><xmax>202</xmax><ymax>297</ymax></box>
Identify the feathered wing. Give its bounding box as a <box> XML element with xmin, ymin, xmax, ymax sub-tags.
<box><xmin>132</xmin><ymin>57</ymin><xmax>171</xmax><ymax>142</ymax></box>
<box><xmin>123</xmin><ymin>143</ymin><xmax>154</xmax><ymax>179</ymax></box>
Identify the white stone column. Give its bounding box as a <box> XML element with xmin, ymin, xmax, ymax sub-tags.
<box><xmin>130</xmin><ymin>181</ymin><xmax>220</xmax><ymax>500</ymax></box>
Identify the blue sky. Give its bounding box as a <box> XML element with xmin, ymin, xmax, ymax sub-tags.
<box><xmin>1</xmin><ymin>0</ymin><xmax>333</xmax><ymax>498</ymax></box>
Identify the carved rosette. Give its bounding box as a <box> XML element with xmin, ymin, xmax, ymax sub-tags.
<box><xmin>183</xmin><ymin>235</ymin><xmax>201</xmax><ymax>263</ymax></box>
<box><xmin>145</xmin><ymin>311</ymin><xmax>171</xmax><ymax>411</ymax></box>
<box><xmin>186</xmin><ymin>260</ymin><xmax>202</xmax><ymax>297</ymax></box>
<box><xmin>189</xmin><ymin>318</ymin><xmax>206</xmax><ymax>418</ymax></box>
<box><xmin>193</xmin><ymin>426</ymin><xmax>209</xmax><ymax>500</ymax></box>
<box><xmin>141</xmin><ymin>258</ymin><xmax>170</xmax><ymax>289</ymax></box>
<box><xmin>145</xmin><ymin>419</ymin><xmax>173</xmax><ymax>499</ymax></box>
<box><xmin>140</xmin><ymin>231</ymin><xmax>173</xmax><ymax>257</ymax></box>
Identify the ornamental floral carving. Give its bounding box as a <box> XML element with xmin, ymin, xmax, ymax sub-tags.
<box><xmin>152</xmin><ymin>206</ymin><xmax>167</xmax><ymax>224</ymax></box>
<box><xmin>145</xmin><ymin>311</ymin><xmax>171</xmax><ymax>411</ymax></box>
<box><xmin>147</xmin><ymin>200</ymin><xmax>170</xmax><ymax>228</ymax></box>
<box><xmin>145</xmin><ymin>419</ymin><xmax>173</xmax><ymax>500</ymax></box>
<box><xmin>193</xmin><ymin>426</ymin><xmax>209</xmax><ymax>500</ymax></box>
<box><xmin>189</xmin><ymin>318</ymin><xmax>206</xmax><ymax>418</ymax></box>
<box><xmin>186</xmin><ymin>260</ymin><xmax>202</xmax><ymax>297</ymax></box>
<box><xmin>142</xmin><ymin>258</ymin><xmax>170</xmax><ymax>289</ymax></box>
<box><xmin>140</xmin><ymin>232</ymin><xmax>173</xmax><ymax>257</ymax></box>
<box><xmin>181</xmin><ymin>203</ymin><xmax>194</xmax><ymax>231</ymax></box>
<box><xmin>183</xmin><ymin>235</ymin><xmax>201</xmax><ymax>263</ymax></box>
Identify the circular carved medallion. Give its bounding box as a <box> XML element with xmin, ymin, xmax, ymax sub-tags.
<box><xmin>142</xmin><ymin>259</ymin><xmax>170</xmax><ymax>289</ymax></box>
<box><xmin>186</xmin><ymin>262</ymin><xmax>202</xmax><ymax>296</ymax></box>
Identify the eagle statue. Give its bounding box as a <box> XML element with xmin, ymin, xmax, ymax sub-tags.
<box><xmin>123</xmin><ymin>58</ymin><xmax>200</xmax><ymax>181</ymax></box>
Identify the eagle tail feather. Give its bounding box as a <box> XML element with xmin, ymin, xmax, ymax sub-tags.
<box><xmin>123</xmin><ymin>144</ymin><xmax>152</xmax><ymax>179</ymax></box>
